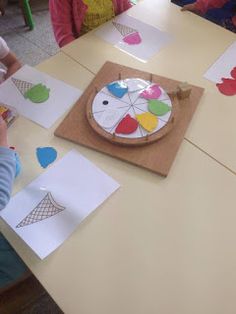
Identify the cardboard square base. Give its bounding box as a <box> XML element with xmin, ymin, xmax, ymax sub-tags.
<box><xmin>55</xmin><ymin>62</ymin><xmax>204</xmax><ymax>176</ymax></box>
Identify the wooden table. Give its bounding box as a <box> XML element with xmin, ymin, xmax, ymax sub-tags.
<box><xmin>1</xmin><ymin>2</ymin><xmax>236</xmax><ymax>314</ymax></box>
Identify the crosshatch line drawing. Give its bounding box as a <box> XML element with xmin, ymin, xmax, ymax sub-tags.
<box><xmin>16</xmin><ymin>192</ymin><xmax>65</xmax><ymax>228</ymax></box>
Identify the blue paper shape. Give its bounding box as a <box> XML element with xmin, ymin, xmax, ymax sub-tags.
<box><xmin>36</xmin><ymin>147</ymin><xmax>57</xmax><ymax>169</ymax></box>
<box><xmin>107</xmin><ymin>82</ymin><xmax>128</xmax><ymax>98</ymax></box>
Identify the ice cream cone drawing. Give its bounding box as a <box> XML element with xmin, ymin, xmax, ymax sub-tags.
<box><xmin>16</xmin><ymin>193</ymin><xmax>65</xmax><ymax>228</ymax></box>
<box><xmin>112</xmin><ymin>21</ymin><xmax>142</xmax><ymax>45</ymax></box>
<box><xmin>11</xmin><ymin>78</ymin><xmax>34</xmax><ymax>96</ymax></box>
<box><xmin>11</xmin><ymin>77</ymin><xmax>50</xmax><ymax>103</ymax></box>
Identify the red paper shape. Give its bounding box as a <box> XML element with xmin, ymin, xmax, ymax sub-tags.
<box><xmin>216</xmin><ymin>78</ymin><xmax>236</xmax><ymax>96</ymax></box>
<box><xmin>115</xmin><ymin>114</ymin><xmax>138</xmax><ymax>134</ymax></box>
<box><xmin>230</xmin><ymin>67</ymin><xmax>236</xmax><ymax>79</ymax></box>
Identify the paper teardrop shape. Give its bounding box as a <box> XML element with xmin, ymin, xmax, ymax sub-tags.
<box><xmin>230</xmin><ymin>67</ymin><xmax>236</xmax><ymax>79</ymax></box>
<box><xmin>140</xmin><ymin>84</ymin><xmax>162</xmax><ymax>99</ymax></box>
<box><xmin>148</xmin><ymin>99</ymin><xmax>171</xmax><ymax>116</ymax></box>
<box><xmin>136</xmin><ymin>112</ymin><xmax>158</xmax><ymax>132</ymax></box>
<box><xmin>36</xmin><ymin>147</ymin><xmax>57</xmax><ymax>168</ymax></box>
<box><xmin>123</xmin><ymin>32</ymin><xmax>142</xmax><ymax>45</ymax></box>
<box><xmin>107</xmin><ymin>81</ymin><xmax>128</xmax><ymax>98</ymax></box>
<box><xmin>115</xmin><ymin>114</ymin><xmax>138</xmax><ymax>134</ymax></box>
<box><xmin>24</xmin><ymin>84</ymin><xmax>50</xmax><ymax>103</ymax></box>
<box><xmin>216</xmin><ymin>78</ymin><xmax>236</xmax><ymax>96</ymax></box>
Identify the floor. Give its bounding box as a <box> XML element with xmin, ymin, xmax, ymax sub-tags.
<box><xmin>0</xmin><ymin>0</ymin><xmax>59</xmax><ymax>66</ymax></box>
<box><xmin>0</xmin><ymin>274</ymin><xmax>63</xmax><ymax>314</ymax></box>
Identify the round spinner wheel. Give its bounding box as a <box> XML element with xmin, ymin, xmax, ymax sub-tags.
<box><xmin>86</xmin><ymin>78</ymin><xmax>178</xmax><ymax>146</ymax></box>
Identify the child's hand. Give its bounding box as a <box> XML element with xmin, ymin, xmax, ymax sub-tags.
<box><xmin>181</xmin><ymin>3</ymin><xmax>198</xmax><ymax>12</ymax></box>
<box><xmin>0</xmin><ymin>115</ymin><xmax>8</xmax><ymax>147</ymax></box>
<box><xmin>1</xmin><ymin>52</ymin><xmax>21</xmax><ymax>80</ymax></box>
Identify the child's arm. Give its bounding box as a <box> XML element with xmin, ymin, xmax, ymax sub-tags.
<box><xmin>49</xmin><ymin>0</ymin><xmax>76</xmax><ymax>48</ymax></box>
<box><xmin>232</xmin><ymin>15</ymin><xmax>236</xmax><ymax>26</ymax></box>
<box><xmin>1</xmin><ymin>52</ymin><xmax>21</xmax><ymax>79</ymax></box>
<box><xmin>182</xmin><ymin>0</ymin><xmax>228</xmax><ymax>14</ymax></box>
<box><xmin>0</xmin><ymin>37</ymin><xmax>21</xmax><ymax>79</ymax></box>
<box><xmin>0</xmin><ymin>117</ymin><xmax>16</xmax><ymax>210</ymax></box>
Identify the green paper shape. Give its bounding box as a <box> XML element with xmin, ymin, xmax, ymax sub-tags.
<box><xmin>24</xmin><ymin>83</ymin><xmax>50</xmax><ymax>103</ymax></box>
<box><xmin>148</xmin><ymin>100</ymin><xmax>171</xmax><ymax>116</ymax></box>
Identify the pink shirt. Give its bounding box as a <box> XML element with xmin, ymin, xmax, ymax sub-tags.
<box><xmin>194</xmin><ymin>0</ymin><xmax>229</xmax><ymax>14</ymax></box>
<box><xmin>49</xmin><ymin>0</ymin><xmax>132</xmax><ymax>47</ymax></box>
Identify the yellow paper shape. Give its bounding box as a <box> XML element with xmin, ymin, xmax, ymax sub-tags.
<box><xmin>136</xmin><ymin>112</ymin><xmax>158</xmax><ymax>132</ymax></box>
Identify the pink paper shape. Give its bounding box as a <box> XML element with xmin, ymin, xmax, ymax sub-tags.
<box><xmin>140</xmin><ymin>84</ymin><xmax>162</xmax><ymax>99</ymax></box>
<box><xmin>123</xmin><ymin>32</ymin><xmax>142</xmax><ymax>45</ymax></box>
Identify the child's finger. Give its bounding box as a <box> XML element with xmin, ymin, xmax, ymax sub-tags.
<box><xmin>181</xmin><ymin>5</ymin><xmax>190</xmax><ymax>11</ymax></box>
<box><xmin>0</xmin><ymin>115</ymin><xmax>6</xmax><ymax>126</ymax></box>
<box><xmin>181</xmin><ymin>4</ymin><xmax>196</xmax><ymax>12</ymax></box>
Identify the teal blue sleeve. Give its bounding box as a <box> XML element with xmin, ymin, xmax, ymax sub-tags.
<box><xmin>0</xmin><ymin>147</ymin><xmax>16</xmax><ymax>210</ymax></box>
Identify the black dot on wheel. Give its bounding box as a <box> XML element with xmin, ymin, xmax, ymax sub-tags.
<box><xmin>103</xmin><ymin>100</ymin><xmax>109</xmax><ymax>105</ymax></box>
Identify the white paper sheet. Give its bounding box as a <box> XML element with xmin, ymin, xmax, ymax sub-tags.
<box><xmin>0</xmin><ymin>150</ymin><xmax>120</xmax><ymax>259</ymax></box>
<box><xmin>95</xmin><ymin>14</ymin><xmax>172</xmax><ymax>62</ymax></box>
<box><xmin>0</xmin><ymin>65</ymin><xmax>81</xmax><ymax>128</ymax></box>
<box><xmin>204</xmin><ymin>42</ymin><xmax>236</xmax><ymax>83</ymax></box>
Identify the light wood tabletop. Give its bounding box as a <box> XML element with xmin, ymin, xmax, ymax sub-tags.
<box><xmin>62</xmin><ymin>0</ymin><xmax>236</xmax><ymax>175</ymax></box>
<box><xmin>0</xmin><ymin>2</ymin><xmax>236</xmax><ymax>314</ymax></box>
